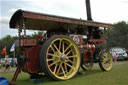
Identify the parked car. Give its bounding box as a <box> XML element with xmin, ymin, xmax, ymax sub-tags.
<box><xmin>109</xmin><ymin>47</ymin><xmax>128</xmax><ymax>60</ymax></box>
<box><xmin>0</xmin><ymin>58</ymin><xmax>17</xmax><ymax>67</ymax></box>
<box><xmin>10</xmin><ymin>58</ymin><xmax>17</xmax><ymax>67</ymax></box>
<box><xmin>0</xmin><ymin>58</ymin><xmax>5</xmax><ymax>66</ymax></box>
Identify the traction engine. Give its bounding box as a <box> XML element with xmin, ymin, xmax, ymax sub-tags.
<box><xmin>9</xmin><ymin>0</ymin><xmax>113</xmax><ymax>81</ymax></box>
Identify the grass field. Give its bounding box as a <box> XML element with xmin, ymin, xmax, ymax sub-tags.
<box><xmin>0</xmin><ymin>61</ymin><xmax>128</xmax><ymax>85</ymax></box>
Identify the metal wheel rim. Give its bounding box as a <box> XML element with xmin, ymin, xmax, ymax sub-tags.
<box><xmin>82</xmin><ymin>62</ymin><xmax>93</xmax><ymax>70</ymax></box>
<box><xmin>101</xmin><ymin>51</ymin><xmax>112</xmax><ymax>71</ymax></box>
<box><xmin>46</xmin><ymin>37</ymin><xmax>80</xmax><ymax>80</ymax></box>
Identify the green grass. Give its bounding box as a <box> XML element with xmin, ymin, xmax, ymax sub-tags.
<box><xmin>0</xmin><ymin>61</ymin><xmax>128</xmax><ymax>85</ymax></box>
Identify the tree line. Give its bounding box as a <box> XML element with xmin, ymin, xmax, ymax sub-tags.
<box><xmin>0</xmin><ymin>21</ymin><xmax>128</xmax><ymax>58</ymax></box>
<box><xmin>106</xmin><ymin>21</ymin><xmax>128</xmax><ymax>49</ymax></box>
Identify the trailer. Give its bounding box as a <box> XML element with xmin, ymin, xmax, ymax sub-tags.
<box><xmin>10</xmin><ymin>0</ymin><xmax>113</xmax><ymax>81</ymax></box>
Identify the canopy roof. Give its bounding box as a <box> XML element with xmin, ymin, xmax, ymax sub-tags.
<box><xmin>10</xmin><ymin>9</ymin><xmax>113</xmax><ymax>31</ymax></box>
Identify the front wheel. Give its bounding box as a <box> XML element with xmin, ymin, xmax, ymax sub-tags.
<box><xmin>99</xmin><ymin>50</ymin><xmax>113</xmax><ymax>71</ymax></box>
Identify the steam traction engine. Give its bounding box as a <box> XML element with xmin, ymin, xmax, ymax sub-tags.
<box><xmin>10</xmin><ymin>0</ymin><xmax>113</xmax><ymax>81</ymax></box>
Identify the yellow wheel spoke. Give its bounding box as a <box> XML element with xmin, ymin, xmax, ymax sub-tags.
<box><xmin>68</xmin><ymin>55</ymin><xmax>77</xmax><ymax>58</ymax></box>
<box><xmin>66</xmin><ymin>59</ymin><xmax>74</xmax><ymax>64</ymax></box>
<box><xmin>50</xmin><ymin>45</ymin><xmax>55</xmax><ymax>53</ymax></box>
<box><xmin>61</xmin><ymin>65</ymin><xmax>66</xmax><ymax>76</ymax></box>
<box><xmin>102</xmin><ymin>57</ymin><xmax>106</xmax><ymax>62</ymax></box>
<box><xmin>62</xmin><ymin>41</ymin><xmax>65</xmax><ymax>54</ymax></box>
<box><xmin>64</xmin><ymin>62</ymin><xmax>68</xmax><ymax>73</ymax></box>
<box><xmin>102</xmin><ymin>57</ymin><xmax>106</xmax><ymax>64</ymax></box>
<box><xmin>59</xmin><ymin>39</ymin><xmax>62</xmax><ymax>50</ymax></box>
<box><xmin>66</xmin><ymin>63</ymin><xmax>75</xmax><ymax>70</ymax></box>
<box><xmin>66</xmin><ymin>50</ymin><xmax>72</xmax><ymax>56</ymax></box>
<box><xmin>57</xmin><ymin>63</ymin><xmax>62</xmax><ymax>74</ymax></box>
<box><xmin>83</xmin><ymin>64</ymin><xmax>86</xmax><ymax>68</ymax></box>
<box><xmin>47</xmin><ymin>53</ymin><xmax>59</xmax><ymax>58</ymax></box>
<box><xmin>49</xmin><ymin>60</ymin><xmax>59</xmax><ymax>67</ymax></box>
<box><xmin>64</xmin><ymin>44</ymin><xmax>72</xmax><ymax>53</ymax></box>
<box><xmin>102</xmin><ymin>60</ymin><xmax>106</xmax><ymax>64</ymax></box>
<box><xmin>47</xmin><ymin>58</ymin><xmax>54</xmax><ymax>62</ymax></box>
<box><xmin>102</xmin><ymin>56</ymin><xmax>106</xmax><ymax>60</ymax></box>
<box><xmin>53</xmin><ymin>43</ymin><xmax>61</xmax><ymax>54</ymax></box>
<box><xmin>54</xmin><ymin>64</ymin><xmax>58</xmax><ymax>74</ymax></box>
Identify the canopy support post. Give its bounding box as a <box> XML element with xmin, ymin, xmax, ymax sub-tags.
<box><xmin>23</xmin><ymin>19</ymin><xmax>26</xmax><ymax>37</ymax></box>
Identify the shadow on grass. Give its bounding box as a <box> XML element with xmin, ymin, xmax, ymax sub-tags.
<box><xmin>12</xmin><ymin>69</ymin><xmax>102</xmax><ymax>85</ymax></box>
<box><xmin>76</xmin><ymin>69</ymin><xmax>102</xmax><ymax>77</ymax></box>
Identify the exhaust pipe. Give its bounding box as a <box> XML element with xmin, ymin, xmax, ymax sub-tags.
<box><xmin>86</xmin><ymin>0</ymin><xmax>92</xmax><ymax>20</ymax></box>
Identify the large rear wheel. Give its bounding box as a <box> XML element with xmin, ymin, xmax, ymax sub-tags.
<box><xmin>40</xmin><ymin>35</ymin><xmax>81</xmax><ymax>80</ymax></box>
<box><xmin>99</xmin><ymin>50</ymin><xmax>113</xmax><ymax>71</ymax></box>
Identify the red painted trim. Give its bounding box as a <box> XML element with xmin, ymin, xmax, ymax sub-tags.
<box><xmin>23</xmin><ymin>12</ymin><xmax>112</xmax><ymax>28</ymax></box>
<box><xmin>89</xmin><ymin>39</ymin><xmax>107</xmax><ymax>45</ymax></box>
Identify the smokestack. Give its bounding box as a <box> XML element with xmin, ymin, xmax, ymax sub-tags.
<box><xmin>86</xmin><ymin>0</ymin><xmax>92</xmax><ymax>20</ymax></box>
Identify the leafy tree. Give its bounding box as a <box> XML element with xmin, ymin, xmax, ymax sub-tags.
<box><xmin>106</xmin><ymin>21</ymin><xmax>128</xmax><ymax>49</ymax></box>
<box><xmin>0</xmin><ymin>35</ymin><xmax>18</xmax><ymax>58</ymax></box>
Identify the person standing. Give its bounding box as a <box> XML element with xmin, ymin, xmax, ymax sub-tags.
<box><xmin>113</xmin><ymin>50</ymin><xmax>117</xmax><ymax>62</ymax></box>
<box><xmin>4</xmin><ymin>55</ymin><xmax>11</xmax><ymax>72</ymax></box>
<box><xmin>0</xmin><ymin>63</ymin><xmax>2</xmax><ymax>69</ymax></box>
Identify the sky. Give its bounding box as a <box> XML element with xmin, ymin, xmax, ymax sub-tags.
<box><xmin>0</xmin><ymin>0</ymin><xmax>128</xmax><ymax>39</ymax></box>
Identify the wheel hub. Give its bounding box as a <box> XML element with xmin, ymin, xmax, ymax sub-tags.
<box><xmin>60</xmin><ymin>54</ymin><xmax>67</xmax><ymax>61</ymax></box>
